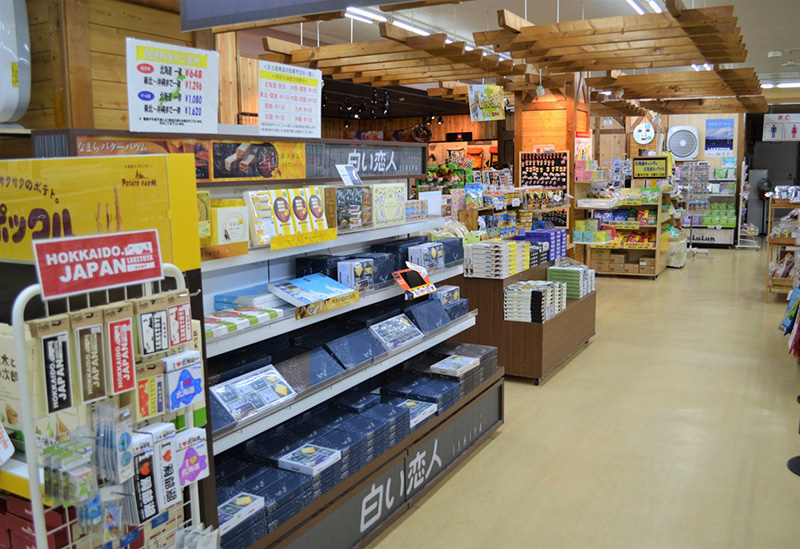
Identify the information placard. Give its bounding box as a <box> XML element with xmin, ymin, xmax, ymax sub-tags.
<box><xmin>632</xmin><ymin>157</ymin><xmax>668</xmax><ymax>180</ymax></box>
<box><xmin>258</xmin><ymin>61</ymin><xmax>322</xmax><ymax>138</ymax></box>
<box><xmin>126</xmin><ymin>38</ymin><xmax>219</xmax><ymax>134</ymax></box>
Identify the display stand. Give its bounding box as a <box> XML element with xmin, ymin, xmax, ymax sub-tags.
<box><xmin>737</xmin><ymin>162</ymin><xmax>760</xmax><ymax>250</ymax></box>
<box><xmin>10</xmin><ymin>263</ymin><xmax>202</xmax><ymax>548</ymax></box>
<box><xmin>449</xmin><ymin>263</ymin><xmax>596</xmax><ymax>384</ymax></box>
<box><xmin>765</xmin><ymin>197</ymin><xmax>798</xmax><ymax>301</ymax></box>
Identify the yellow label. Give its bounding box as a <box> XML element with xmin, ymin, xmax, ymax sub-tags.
<box><xmin>270</xmin><ymin>228</ymin><xmax>337</xmax><ymax>250</ymax></box>
<box><xmin>11</xmin><ymin>62</ymin><xmax>18</xmax><ymax>88</ymax></box>
<box><xmin>294</xmin><ymin>290</ymin><xmax>359</xmax><ymax>320</ymax></box>
<box><xmin>137</xmin><ymin>46</ymin><xmax>207</xmax><ymax>68</ymax></box>
<box><xmin>0</xmin><ymin>155</ymin><xmax>200</xmax><ymax>270</ymax></box>
<box><xmin>200</xmin><ymin>242</ymin><xmax>249</xmax><ymax>262</ymax></box>
<box><xmin>259</xmin><ymin>70</ymin><xmax>318</xmax><ymax>87</ymax></box>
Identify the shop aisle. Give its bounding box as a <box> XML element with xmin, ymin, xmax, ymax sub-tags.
<box><xmin>371</xmin><ymin>249</ymin><xmax>800</xmax><ymax>548</ymax></box>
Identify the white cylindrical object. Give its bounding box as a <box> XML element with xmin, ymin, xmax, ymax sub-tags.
<box><xmin>0</xmin><ymin>0</ymin><xmax>31</xmax><ymax>123</ymax></box>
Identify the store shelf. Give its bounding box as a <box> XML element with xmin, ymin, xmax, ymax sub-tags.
<box><xmin>205</xmin><ymin>263</ymin><xmax>464</xmax><ymax>357</ymax></box>
<box><xmin>708</xmin><ymin>178</ymin><xmax>737</xmax><ymax>182</ymax></box>
<box><xmin>201</xmin><ymin>217</ymin><xmax>447</xmax><ymax>274</ymax></box>
<box><xmin>685</xmin><ymin>225</ymin><xmax>736</xmax><ymax>230</ymax></box>
<box><xmin>769</xmin><ymin>278</ymin><xmax>794</xmax><ymax>289</ymax></box>
<box><xmin>768</xmin><ymin>237</ymin><xmax>797</xmax><ymax>246</ymax></box>
<box><xmin>770</xmin><ymin>200</ymin><xmax>799</xmax><ymax>209</ymax></box>
<box><xmin>212</xmin><ymin>311</ymin><xmax>478</xmax><ymax>454</ymax></box>
<box><xmin>575</xmin><ymin>203</ymin><xmax>659</xmax><ymax>210</ymax></box>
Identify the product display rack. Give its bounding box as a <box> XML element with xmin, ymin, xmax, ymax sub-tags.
<box><xmin>580</xmin><ymin>189</ymin><xmax>673</xmax><ymax>279</ymax></box>
<box><xmin>737</xmin><ymin>163</ymin><xmax>760</xmax><ymax>250</ymax></box>
<box><xmin>765</xmin><ymin>197</ymin><xmax>798</xmax><ymax>301</ymax></box>
<box><xmin>680</xmin><ymin>162</ymin><xmax>736</xmax><ymax>247</ymax></box>
<box><xmin>9</xmin><ymin>264</ymin><xmax>203</xmax><ymax>548</ymax></box>
<box><xmin>451</xmin><ymin>262</ymin><xmax>596</xmax><ymax>384</ymax></box>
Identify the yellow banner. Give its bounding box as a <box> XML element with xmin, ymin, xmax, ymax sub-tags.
<box><xmin>0</xmin><ymin>155</ymin><xmax>200</xmax><ymax>270</ymax></box>
<box><xmin>270</xmin><ymin>228</ymin><xmax>337</xmax><ymax>250</ymax></box>
<box><xmin>295</xmin><ymin>291</ymin><xmax>359</xmax><ymax>320</ymax></box>
<box><xmin>137</xmin><ymin>45</ymin><xmax>207</xmax><ymax>68</ymax></box>
<box><xmin>259</xmin><ymin>70</ymin><xmax>318</xmax><ymax>87</ymax></box>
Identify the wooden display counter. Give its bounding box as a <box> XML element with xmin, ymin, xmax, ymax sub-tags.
<box><xmin>450</xmin><ymin>263</ymin><xmax>596</xmax><ymax>384</ymax></box>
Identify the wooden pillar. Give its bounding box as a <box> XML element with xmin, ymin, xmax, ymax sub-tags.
<box><xmin>194</xmin><ymin>29</ymin><xmax>214</xmax><ymax>50</ymax></box>
<box><xmin>51</xmin><ymin>0</ymin><xmax>94</xmax><ymax>127</ymax></box>
<box><xmin>216</xmin><ymin>32</ymin><xmax>240</xmax><ymax>124</ymax></box>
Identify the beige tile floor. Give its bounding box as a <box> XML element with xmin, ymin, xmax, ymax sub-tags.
<box><xmin>371</xmin><ymin>248</ymin><xmax>800</xmax><ymax>548</ymax></box>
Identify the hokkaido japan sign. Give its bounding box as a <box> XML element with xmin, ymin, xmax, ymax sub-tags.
<box><xmin>33</xmin><ymin>230</ymin><xmax>163</xmax><ymax>300</ymax></box>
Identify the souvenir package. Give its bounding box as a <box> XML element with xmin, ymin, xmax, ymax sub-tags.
<box><xmin>29</xmin><ymin>315</ymin><xmax>74</xmax><ymax>414</ymax></box>
<box><xmin>274</xmin><ymin>348</ymin><xmax>345</xmax><ymax>393</ymax></box>
<box><xmin>350</xmin><ymin>252</ymin><xmax>394</xmax><ymax>286</ymax></box>
<box><xmin>268</xmin><ymin>273</ymin><xmax>355</xmax><ymax>307</ymax></box>
<box><xmin>197</xmin><ymin>190</ymin><xmax>211</xmax><ymax>247</ymax></box>
<box><xmin>133</xmin><ymin>295</ymin><xmax>171</xmax><ymax>359</ymax></box>
<box><xmin>289</xmin><ymin>188</ymin><xmax>313</xmax><ymax>234</ymax></box>
<box><xmin>210</xmin><ymin>365</ymin><xmax>296</xmax><ymax>422</ymax></box>
<box><xmin>70</xmin><ymin>308</ymin><xmax>107</xmax><ymax>404</ymax></box>
<box><xmin>306</xmin><ymin>186</ymin><xmax>328</xmax><ymax>232</ymax></box>
<box><xmin>268</xmin><ymin>189</ymin><xmax>297</xmax><ymax>236</ymax></box>
<box><xmin>210</xmin><ymin>199</ymin><xmax>249</xmax><ymax>246</ymax></box>
<box><xmin>429</xmin><ymin>355</ymin><xmax>480</xmax><ymax>377</ymax></box>
<box><xmin>277</xmin><ymin>444</ymin><xmax>341</xmax><ymax>476</ymax></box>
<box><xmin>337</xmin><ymin>258</ymin><xmax>374</xmax><ymax>293</ymax></box>
<box><xmin>369</xmin><ymin>314</ymin><xmax>425</xmax><ymax>352</ymax></box>
<box><xmin>134</xmin><ymin>423</ymin><xmax>182</xmax><ymax>510</ymax></box>
<box><xmin>393</xmin><ymin>399</ymin><xmax>437</xmax><ymax>429</ymax></box>
<box><xmin>165</xmin><ymin>291</ymin><xmax>193</xmax><ymax>348</ymax></box>
<box><xmin>431</xmin><ymin>285</ymin><xmax>461</xmax><ymax>307</ymax></box>
<box><xmin>102</xmin><ymin>303</ymin><xmax>135</xmax><ymax>395</ymax></box>
<box><xmin>175</xmin><ymin>427</ymin><xmax>210</xmax><ymax>487</ymax></box>
<box><xmin>324</xmin><ymin>186</ymin><xmax>372</xmax><ymax>231</ymax></box>
<box><xmin>324</xmin><ymin>329</ymin><xmax>386</xmax><ymax>370</ymax></box>
<box><xmin>218</xmin><ymin>493</ymin><xmax>265</xmax><ymax>536</ymax></box>
<box><xmin>134</xmin><ymin>360</ymin><xmax>165</xmax><ymax>421</ymax></box>
<box><xmin>404</xmin><ymin>300</ymin><xmax>451</xmax><ymax>334</ymax></box>
<box><xmin>243</xmin><ymin>190</ymin><xmax>278</xmax><ymax>246</ymax></box>
<box><xmin>164</xmin><ymin>353</ymin><xmax>204</xmax><ymax>412</ymax></box>
<box><xmin>371</xmin><ymin>236</ymin><xmax>429</xmax><ymax>271</ymax></box>
<box><xmin>123</xmin><ymin>432</ymin><xmax>159</xmax><ymax>525</ymax></box>
<box><xmin>408</xmin><ymin>242</ymin><xmax>445</xmax><ymax>271</ymax></box>
<box><xmin>214</xmin><ymin>283</ymin><xmax>278</xmax><ymax>309</ymax></box>
<box><xmin>295</xmin><ymin>254</ymin><xmax>340</xmax><ymax>278</ymax></box>
<box><xmin>373</xmin><ymin>183</ymin><xmax>406</xmax><ymax>226</ymax></box>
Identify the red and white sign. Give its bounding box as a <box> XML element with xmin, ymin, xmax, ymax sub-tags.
<box><xmin>33</xmin><ymin>230</ymin><xmax>163</xmax><ymax>299</ymax></box>
<box><xmin>108</xmin><ymin>318</ymin><xmax>135</xmax><ymax>395</ymax></box>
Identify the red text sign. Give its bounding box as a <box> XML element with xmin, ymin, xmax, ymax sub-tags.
<box><xmin>33</xmin><ymin>230</ymin><xmax>163</xmax><ymax>299</ymax></box>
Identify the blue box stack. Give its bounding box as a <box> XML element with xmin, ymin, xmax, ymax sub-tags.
<box><xmin>515</xmin><ymin>228</ymin><xmax>567</xmax><ymax>261</ymax></box>
<box><xmin>382</xmin><ymin>374</ymin><xmax>462</xmax><ymax>415</ymax></box>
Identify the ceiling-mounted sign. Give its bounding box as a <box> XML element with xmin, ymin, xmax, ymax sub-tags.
<box><xmin>258</xmin><ymin>60</ymin><xmax>322</xmax><ymax>139</ymax></box>
<box><xmin>763</xmin><ymin>113</ymin><xmax>800</xmax><ymax>142</ymax></box>
<box><xmin>633</xmin><ymin>122</ymin><xmax>655</xmax><ymax>145</ymax></box>
<box><xmin>125</xmin><ymin>38</ymin><xmax>219</xmax><ymax>134</ymax></box>
<box><xmin>468</xmin><ymin>85</ymin><xmax>505</xmax><ymax>122</ymax></box>
<box><xmin>632</xmin><ymin>156</ymin><xmax>668</xmax><ymax>180</ymax></box>
<box><xmin>180</xmin><ymin>0</ymin><xmax>412</xmax><ymax>31</ymax></box>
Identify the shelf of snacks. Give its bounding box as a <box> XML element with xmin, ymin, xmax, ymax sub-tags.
<box><xmin>205</xmin><ymin>263</ymin><xmax>465</xmax><ymax>357</ymax></box>
<box><xmin>211</xmin><ymin>311</ymin><xmax>478</xmax><ymax>454</ymax></box>
<box><xmin>765</xmin><ymin>195</ymin><xmax>799</xmax><ymax>300</ymax></box>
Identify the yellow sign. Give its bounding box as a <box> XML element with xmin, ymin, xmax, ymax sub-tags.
<box><xmin>11</xmin><ymin>62</ymin><xmax>18</xmax><ymax>88</ymax></box>
<box><xmin>294</xmin><ymin>290</ymin><xmax>359</xmax><ymax>320</ymax></box>
<box><xmin>259</xmin><ymin>70</ymin><xmax>318</xmax><ymax>87</ymax></box>
<box><xmin>137</xmin><ymin>45</ymin><xmax>207</xmax><ymax>68</ymax></box>
<box><xmin>0</xmin><ymin>155</ymin><xmax>200</xmax><ymax>271</ymax></box>
<box><xmin>632</xmin><ymin>157</ymin><xmax>669</xmax><ymax>180</ymax></box>
<box><xmin>270</xmin><ymin>228</ymin><xmax>337</xmax><ymax>250</ymax></box>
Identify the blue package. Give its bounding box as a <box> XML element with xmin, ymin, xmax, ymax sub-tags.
<box><xmin>337</xmin><ymin>414</ymin><xmax>389</xmax><ymax>439</ymax></box>
<box><xmin>363</xmin><ymin>402</ymin><xmax>411</xmax><ymax>426</ymax></box>
<box><xmin>311</xmin><ymin>428</ymin><xmax>368</xmax><ymax>456</ymax></box>
<box><xmin>333</xmin><ymin>392</ymin><xmax>380</xmax><ymax>413</ymax></box>
<box><xmin>404</xmin><ymin>299</ymin><xmax>451</xmax><ymax>334</ymax></box>
<box><xmin>350</xmin><ymin>252</ymin><xmax>394</xmax><ymax>285</ymax></box>
<box><xmin>324</xmin><ymin>329</ymin><xmax>386</xmax><ymax>370</ymax></box>
<box><xmin>274</xmin><ymin>348</ymin><xmax>345</xmax><ymax>393</ymax></box>
<box><xmin>444</xmin><ymin>298</ymin><xmax>469</xmax><ymax>321</ymax></box>
<box><xmin>437</xmin><ymin>237</ymin><xmax>464</xmax><ymax>265</ymax></box>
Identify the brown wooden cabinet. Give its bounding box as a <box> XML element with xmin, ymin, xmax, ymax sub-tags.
<box><xmin>450</xmin><ymin>263</ymin><xmax>596</xmax><ymax>384</ymax></box>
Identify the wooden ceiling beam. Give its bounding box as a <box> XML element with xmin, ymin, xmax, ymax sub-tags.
<box><xmin>523</xmin><ymin>36</ymin><xmax>743</xmax><ymax>60</ymax></box>
<box><xmin>498</xmin><ymin>9</ymin><xmax>534</xmax><ymax>33</ymax></box>
<box><xmin>379</xmin><ymin>0</ymin><xmax>468</xmax><ymax>11</ymax></box>
<box><xmin>532</xmin><ymin>44</ymin><xmax>743</xmax><ymax>65</ymax></box>
<box><xmin>665</xmin><ymin>0</ymin><xmax>686</xmax><ymax>17</ymax></box>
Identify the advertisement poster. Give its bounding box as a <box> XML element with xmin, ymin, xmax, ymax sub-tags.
<box><xmin>468</xmin><ymin>85</ymin><xmax>505</xmax><ymax>122</ymax></box>
<box><xmin>575</xmin><ymin>131</ymin><xmax>592</xmax><ymax>161</ymax></box>
<box><xmin>258</xmin><ymin>60</ymin><xmax>322</xmax><ymax>139</ymax></box>
<box><xmin>0</xmin><ymin>156</ymin><xmax>199</xmax><ymax>270</ymax></box>
<box><xmin>125</xmin><ymin>39</ymin><xmax>219</xmax><ymax>134</ymax></box>
<box><xmin>75</xmin><ymin>136</ymin><xmax>306</xmax><ymax>183</ymax></box>
<box><xmin>704</xmin><ymin>118</ymin><xmax>735</xmax><ymax>156</ymax></box>
<box><xmin>763</xmin><ymin>113</ymin><xmax>800</xmax><ymax>142</ymax></box>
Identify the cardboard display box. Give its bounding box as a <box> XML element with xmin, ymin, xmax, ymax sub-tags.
<box><xmin>624</xmin><ymin>263</ymin><xmax>639</xmax><ymax>274</ymax></box>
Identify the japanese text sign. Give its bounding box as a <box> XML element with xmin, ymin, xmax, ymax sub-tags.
<box><xmin>258</xmin><ymin>60</ymin><xmax>322</xmax><ymax>139</ymax></box>
<box><xmin>33</xmin><ymin>230</ymin><xmax>163</xmax><ymax>300</ymax></box>
<box><xmin>126</xmin><ymin>38</ymin><xmax>220</xmax><ymax>134</ymax></box>
<box><xmin>632</xmin><ymin>157</ymin><xmax>668</xmax><ymax>180</ymax></box>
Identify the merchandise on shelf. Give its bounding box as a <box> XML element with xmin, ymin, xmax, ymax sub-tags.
<box><xmin>464</xmin><ymin>240</ymin><xmax>531</xmax><ymax>279</ymax></box>
<box><xmin>373</xmin><ymin>183</ymin><xmax>406</xmax><ymax>226</ymax></box>
<box><xmin>574</xmin><ymin>160</ymin><xmax>609</xmax><ymax>182</ymax></box>
<box><xmin>268</xmin><ymin>273</ymin><xmax>357</xmax><ymax>308</ymax></box>
<box><xmin>324</xmin><ymin>186</ymin><xmax>373</xmax><ymax>231</ymax></box>
<box><xmin>547</xmin><ymin>265</ymin><xmax>596</xmax><ymax>299</ymax></box>
<box><xmin>520</xmin><ymin>152</ymin><xmax>569</xmax><ymax>188</ymax></box>
<box><xmin>514</xmin><ymin>228</ymin><xmax>568</xmax><ymax>261</ymax></box>
<box><xmin>503</xmin><ymin>280</ymin><xmax>568</xmax><ymax>323</ymax></box>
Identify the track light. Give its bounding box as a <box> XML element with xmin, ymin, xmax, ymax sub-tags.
<box><xmin>437</xmin><ymin>115</ymin><xmax>444</xmax><ymax>125</ymax></box>
<box><xmin>653</xmin><ymin>113</ymin><xmax>662</xmax><ymax>124</ymax></box>
<box><xmin>337</xmin><ymin>105</ymin><xmax>344</xmax><ymax>116</ymax></box>
<box><xmin>344</xmin><ymin>119</ymin><xmax>350</xmax><ymax>128</ymax></box>
<box><xmin>603</xmin><ymin>116</ymin><xmax>613</xmax><ymax>127</ymax></box>
<box><xmin>428</xmin><ymin>107</ymin><xmax>435</xmax><ymax>122</ymax></box>
<box><xmin>536</xmin><ymin>68</ymin><xmax>545</xmax><ymax>97</ymax></box>
<box><xmin>370</xmin><ymin>108</ymin><xmax>376</xmax><ymax>120</ymax></box>
<box><xmin>613</xmin><ymin>88</ymin><xmax>624</xmax><ymax>100</ymax></box>
<box><xmin>345</xmin><ymin>96</ymin><xmax>352</xmax><ymax>110</ymax></box>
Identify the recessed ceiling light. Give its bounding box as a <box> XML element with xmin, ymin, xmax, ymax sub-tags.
<box><xmin>625</xmin><ymin>0</ymin><xmax>646</xmax><ymax>15</ymax></box>
<box><xmin>762</xmin><ymin>83</ymin><xmax>775</xmax><ymax>89</ymax></box>
<box><xmin>768</xmin><ymin>50</ymin><xmax>784</xmax><ymax>58</ymax></box>
<box><xmin>777</xmin><ymin>82</ymin><xmax>800</xmax><ymax>88</ymax></box>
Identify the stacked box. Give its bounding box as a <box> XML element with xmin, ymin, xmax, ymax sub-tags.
<box><xmin>546</xmin><ymin>265</ymin><xmax>596</xmax><ymax>299</ymax></box>
<box><xmin>324</xmin><ymin>329</ymin><xmax>387</xmax><ymax>370</ymax></box>
<box><xmin>404</xmin><ymin>353</ymin><xmax>482</xmax><ymax>399</ymax></box>
<box><xmin>515</xmin><ymin>228</ymin><xmax>567</xmax><ymax>261</ymax></box>
<box><xmin>529</xmin><ymin>242</ymin><xmax>549</xmax><ymax>267</ymax></box>
<box><xmin>408</xmin><ymin>242</ymin><xmax>445</xmax><ymax>272</ymax></box>
<box><xmin>404</xmin><ymin>299</ymin><xmax>452</xmax><ymax>334</ymax></box>
<box><xmin>382</xmin><ymin>374</ymin><xmax>461</xmax><ymax>415</ymax></box>
<box><xmin>436</xmin><ymin>237</ymin><xmax>465</xmax><ymax>265</ymax></box>
<box><xmin>504</xmin><ymin>281</ymin><xmax>567</xmax><ymax>323</ymax></box>
<box><xmin>274</xmin><ymin>348</ymin><xmax>345</xmax><ymax>394</ymax></box>
<box><xmin>443</xmin><ymin>298</ymin><xmax>470</xmax><ymax>321</ymax></box>
<box><xmin>371</xmin><ymin>236</ymin><xmax>429</xmax><ymax>271</ymax></box>
<box><xmin>432</xmin><ymin>342</ymin><xmax>499</xmax><ymax>387</ymax></box>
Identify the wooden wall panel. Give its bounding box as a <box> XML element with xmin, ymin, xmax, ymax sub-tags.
<box><xmin>88</xmin><ymin>0</ymin><xmax>190</xmax><ymax>41</ymax></box>
<box><xmin>21</xmin><ymin>1</ymin><xmax>55</xmax><ymax>129</ymax></box>
<box><xmin>665</xmin><ymin>113</ymin><xmax>741</xmax><ymax>169</ymax></box>
<box><xmin>217</xmin><ymin>32</ymin><xmax>239</xmax><ymax>125</ymax></box>
<box><xmin>239</xmin><ymin>56</ymin><xmax>259</xmax><ymax>114</ymax></box>
<box><xmin>94</xmin><ymin>108</ymin><xmax>128</xmax><ymax>128</ymax></box>
<box><xmin>319</xmin><ymin>114</ymin><xmax>497</xmax><ymax>142</ymax></box>
<box><xmin>0</xmin><ymin>138</ymin><xmax>33</xmax><ymax>159</ymax></box>
<box><xmin>89</xmin><ymin>23</ymin><xmax>189</xmax><ymax>56</ymax></box>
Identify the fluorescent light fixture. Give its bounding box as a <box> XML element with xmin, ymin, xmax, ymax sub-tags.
<box><xmin>626</xmin><ymin>0</ymin><xmax>646</xmax><ymax>15</ymax></box>
<box><xmin>691</xmin><ymin>64</ymin><xmax>701</xmax><ymax>71</ymax></box>
<box><xmin>647</xmin><ymin>0</ymin><xmax>663</xmax><ymax>12</ymax></box>
<box><xmin>344</xmin><ymin>13</ymin><xmax>373</xmax><ymax>24</ymax></box>
<box><xmin>392</xmin><ymin>20</ymin><xmax>430</xmax><ymax>36</ymax></box>
<box><xmin>346</xmin><ymin>7</ymin><xmax>387</xmax><ymax>22</ymax></box>
<box><xmin>465</xmin><ymin>45</ymin><xmax>474</xmax><ymax>51</ymax></box>
<box><xmin>445</xmin><ymin>38</ymin><xmax>454</xmax><ymax>44</ymax></box>
<box><xmin>703</xmin><ymin>63</ymin><xmax>712</xmax><ymax>71</ymax></box>
<box><xmin>777</xmin><ymin>82</ymin><xmax>800</xmax><ymax>88</ymax></box>
<box><xmin>762</xmin><ymin>83</ymin><xmax>775</xmax><ymax>89</ymax></box>
<box><xmin>600</xmin><ymin>90</ymin><xmax>613</xmax><ymax>95</ymax></box>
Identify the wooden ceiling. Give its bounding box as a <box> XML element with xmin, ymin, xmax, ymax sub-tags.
<box><xmin>260</xmin><ymin>23</ymin><xmax>529</xmax><ymax>87</ymax></box>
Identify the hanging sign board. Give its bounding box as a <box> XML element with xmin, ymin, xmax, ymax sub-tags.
<box><xmin>467</xmin><ymin>85</ymin><xmax>505</xmax><ymax>122</ymax></box>
<box><xmin>632</xmin><ymin>157</ymin><xmax>668</xmax><ymax>180</ymax></box>
<box><xmin>258</xmin><ymin>61</ymin><xmax>322</xmax><ymax>139</ymax></box>
<box><xmin>125</xmin><ymin>39</ymin><xmax>219</xmax><ymax>134</ymax></box>
<box><xmin>33</xmin><ymin>230</ymin><xmax>163</xmax><ymax>300</ymax></box>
